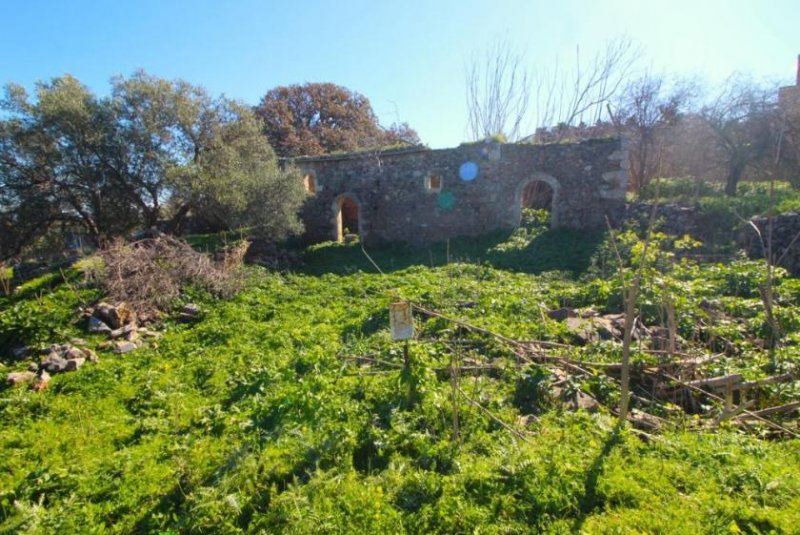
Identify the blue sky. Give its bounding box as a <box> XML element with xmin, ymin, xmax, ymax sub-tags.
<box><xmin>1</xmin><ymin>0</ymin><xmax>797</xmax><ymax>148</ymax></box>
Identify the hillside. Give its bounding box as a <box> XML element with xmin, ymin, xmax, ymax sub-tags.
<box><xmin>1</xmin><ymin>204</ymin><xmax>800</xmax><ymax>533</ymax></box>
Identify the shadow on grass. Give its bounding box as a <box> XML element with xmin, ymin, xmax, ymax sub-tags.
<box><xmin>298</xmin><ymin>227</ymin><xmax>606</xmax><ymax>278</ymax></box>
<box><xmin>572</xmin><ymin>424</ymin><xmax>625</xmax><ymax>533</ymax></box>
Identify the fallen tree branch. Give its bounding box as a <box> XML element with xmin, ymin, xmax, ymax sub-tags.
<box><xmin>457</xmin><ymin>386</ymin><xmax>535</xmax><ymax>445</ymax></box>
<box><xmin>659</xmin><ymin>372</ymin><xmax>800</xmax><ymax>438</ymax></box>
<box><xmin>735</xmin><ymin>401</ymin><xmax>800</xmax><ymax>420</ymax></box>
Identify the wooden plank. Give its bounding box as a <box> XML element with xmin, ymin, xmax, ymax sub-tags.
<box><xmin>715</xmin><ymin>400</ymin><xmax>755</xmax><ymax>424</ymax></box>
<box><xmin>682</xmin><ymin>374</ymin><xmax>743</xmax><ymax>391</ymax></box>
<box><xmin>736</xmin><ymin>401</ymin><xmax>800</xmax><ymax>419</ymax></box>
<box><xmin>739</xmin><ymin>373</ymin><xmax>796</xmax><ymax>390</ymax></box>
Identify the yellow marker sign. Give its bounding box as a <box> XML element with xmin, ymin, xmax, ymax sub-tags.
<box><xmin>389</xmin><ymin>302</ymin><xmax>414</xmax><ymax>341</ymax></box>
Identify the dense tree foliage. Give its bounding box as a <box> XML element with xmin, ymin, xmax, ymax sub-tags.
<box><xmin>0</xmin><ymin>72</ymin><xmax>304</xmax><ymax>259</ymax></box>
<box><xmin>254</xmin><ymin>82</ymin><xmax>419</xmax><ymax>157</ymax></box>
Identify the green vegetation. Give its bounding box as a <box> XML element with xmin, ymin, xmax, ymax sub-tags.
<box><xmin>0</xmin><ymin>71</ymin><xmax>304</xmax><ymax>260</ymax></box>
<box><xmin>1</xmin><ymin>210</ymin><xmax>800</xmax><ymax>534</ymax></box>
<box><xmin>641</xmin><ymin>178</ymin><xmax>800</xmax><ymax>216</ymax></box>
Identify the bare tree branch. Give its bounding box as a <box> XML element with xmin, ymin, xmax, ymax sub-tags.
<box><xmin>465</xmin><ymin>39</ymin><xmax>530</xmax><ymax>142</ymax></box>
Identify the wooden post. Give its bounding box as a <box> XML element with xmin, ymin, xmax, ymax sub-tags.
<box><xmin>451</xmin><ymin>344</ymin><xmax>460</xmax><ymax>443</ymax></box>
<box><xmin>724</xmin><ymin>377</ymin><xmax>734</xmax><ymax>412</ymax></box>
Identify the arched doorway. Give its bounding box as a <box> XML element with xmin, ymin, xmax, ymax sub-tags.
<box><xmin>333</xmin><ymin>195</ymin><xmax>360</xmax><ymax>242</ymax></box>
<box><xmin>514</xmin><ymin>173</ymin><xmax>560</xmax><ymax>228</ymax></box>
<box><xmin>521</xmin><ymin>180</ymin><xmax>554</xmax><ymax>211</ymax></box>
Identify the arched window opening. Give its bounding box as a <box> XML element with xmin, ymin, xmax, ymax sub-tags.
<box><xmin>521</xmin><ymin>180</ymin><xmax>554</xmax><ymax>211</ymax></box>
<box><xmin>335</xmin><ymin>196</ymin><xmax>360</xmax><ymax>242</ymax></box>
<box><xmin>520</xmin><ymin>179</ymin><xmax>555</xmax><ymax>227</ymax></box>
<box><xmin>303</xmin><ymin>173</ymin><xmax>317</xmax><ymax>194</ymax></box>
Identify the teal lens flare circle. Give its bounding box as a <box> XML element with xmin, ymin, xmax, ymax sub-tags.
<box><xmin>437</xmin><ymin>191</ymin><xmax>455</xmax><ymax>210</ymax></box>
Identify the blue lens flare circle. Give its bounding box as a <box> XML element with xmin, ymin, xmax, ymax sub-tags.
<box><xmin>459</xmin><ymin>161</ymin><xmax>478</xmax><ymax>182</ymax></box>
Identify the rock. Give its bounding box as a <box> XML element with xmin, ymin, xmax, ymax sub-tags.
<box><xmin>88</xmin><ymin>316</ymin><xmax>112</xmax><ymax>334</ymax></box>
<box><xmin>27</xmin><ymin>362</ymin><xmax>40</xmax><ymax>372</ymax></box>
<box><xmin>565</xmin><ymin>317</ymin><xmax>597</xmax><ymax>344</ymax></box>
<box><xmin>113</xmin><ymin>341</ymin><xmax>137</xmax><ymax>354</ymax></box>
<box><xmin>177</xmin><ymin>303</ymin><xmax>201</xmax><ymax>323</ymax></box>
<box><xmin>64</xmin><ymin>358</ymin><xmax>85</xmax><ymax>372</ymax></box>
<box><xmin>547</xmin><ymin>307</ymin><xmax>577</xmax><ymax>321</ymax></box>
<box><xmin>594</xmin><ymin>316</ymin><xmax>622</xmax><ymax>340</ymax></box>
<box><xmin>181</xmin><ymin>303</ymin><xmax>200</xmax><ymax>316</ymax></box>
<box><xmin>575</xmin><ymin>392</ymin><xmax>600</xmax><ymax>411</ymax></box>
<box><xmin>42</xmin><ymin>354</ymin><xmax>68</xmax><ymax>374</ymax></box>
<box><xmin>10</xmin><ymin>346</ymin><xmax>29</xmax><ymax>360</ymax></box>
<box><xmin>97</xmin><ymin>341</ymin><xmax>113</xmax><ymax>350</ymax></box>
<box><xmin>137</xmin><ymin>311</ymin><xmax>162</xmax><ymax>325</ymax></box>
<box><xmin>95</xmin><ymin>302</ymin><xmax>135</xmax><ymax>329</ymax></box>
<box><xmin>110</xmin><ymin>323</ymin><xmax>137</xmax><ymax>340</ymax></box>
<box><xmin>108</xmin><ymin>303</ymin><xmax>135</xmax><ymax>328</ymax></box>
<box><xmin>70</xmin><ymin>338</ymin><xmax>88</xmax><ymax>347</ymax></box>
<box><xmin>42</xmin><ymin>344</ymin><xmax>69</xmax><ymax>355</ymax></box>
<box><xmin>516</xmin><ymin>414</ymin><xmax>538</xmax><ymax>428</ymax></box>
<box><xmin>699</xmin><ymin>299</ymin><xmax>716</xmax><ymax>311</ymax></box>
<box><xmin>125</xmin><ymin>330</ymin><xmax>139</xmax><ymax>342</ymax></box>
<box><xmin>32</xmin><ymin>371</ymin><xmax>51</xmax><ymax>392</ymax></box>
<box><xmin>139</xmin><ymin>328</ymin><xmax>161</xmax><ymax>339</ymax></box>
<box><xmin>84</xmin><ymin>349</ymin><xmax>99</xmax><ymax>363</ymax></box>
<box><xmin>65</xmin><ymin>347</ymin><xmax>86</xmax><ymax>360</ymax></box>
<box><xmin>7</xmin><ymin>371</ymin><xmax>36</xmax><ymax>386</ymax></box>
<box><xmin>94</xmin><ymin>302</ymin><xmax>114</xmax><ymax>322</ymax></box>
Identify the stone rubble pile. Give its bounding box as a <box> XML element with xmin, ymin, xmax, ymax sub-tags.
<box><xmin>6</xmin><ymin>341</ymin><xmax>98</xmax><ymax>391</ymax></box>
<box><xmin>6</xmin><ymin>301</ymin><xmax>201</xmax><ymax>392</ymax></box>
<box><xmin>548</xmin><ymin>307</ymin><xmax>679</xmax><ymax>349</ymax></box>
<box><xmin>81</xmin><ymin>301</ymin><xmax>166</xmax><ymax>354</ymax></box>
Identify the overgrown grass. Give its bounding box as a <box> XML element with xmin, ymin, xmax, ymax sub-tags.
<box><xmin>302</xmin><ymin>210</ymin><xmax>604</xmax><ymax>277</ymax></box>
<box><xmin>1</xmin><ymin>215</ymin><xmax>799</xmax><ymax>533</ymax></box>
<box><xmin>640</xmin><ymin>178</ymin><xmax>800</xmax><ymax>213</ymax></box>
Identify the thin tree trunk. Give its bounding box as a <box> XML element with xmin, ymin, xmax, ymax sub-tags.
<box><xmin>164</xmin><ymin>203</ymin><xmax>191</xmax><ymax>235</ymax></box>
<box><xmin>725</xmin><ymin>160</ymin><xmax>745</xmax><ymax>196</ymax></box>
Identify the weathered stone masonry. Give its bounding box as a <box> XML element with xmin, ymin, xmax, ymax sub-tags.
<box><xmin>293</xmin><ymin>137</ymin><xmax>629</xmax><ymax>246</ymax></box>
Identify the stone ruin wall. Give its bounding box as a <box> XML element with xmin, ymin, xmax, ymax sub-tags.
<box><xmin>294</xmin><ymin>137</ymin><xmax>629</xmax><ymax>246</ymax></box>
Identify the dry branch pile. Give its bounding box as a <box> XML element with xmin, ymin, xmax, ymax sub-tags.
<box><xmin>100</xmin><ymin>235</ymin><xmax>247</xmax><ymax>316</ymax></box>
<box><xmin>346</xmin><ymin>303</ymin><xmax>799</xmax><ymax>440</ymax></box>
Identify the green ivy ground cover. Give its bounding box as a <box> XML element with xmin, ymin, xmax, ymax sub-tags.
<box><xmin>1</xmin><ymin>218</ymin><xmax>799</xmax><ymax>534</ymax></box>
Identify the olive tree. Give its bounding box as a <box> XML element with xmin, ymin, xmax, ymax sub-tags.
<box><xmin>0</xmin><ymin>71</ymin><xmax>305</xmax><ymax>259</ymax></box>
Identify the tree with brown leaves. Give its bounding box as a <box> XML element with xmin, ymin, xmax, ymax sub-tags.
<box><xmin>254</xmin><ymin>82</ymin><xmax>419</xmax><ymax>157</ymax></box>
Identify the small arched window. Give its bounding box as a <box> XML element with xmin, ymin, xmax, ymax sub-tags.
<box><xmin>303</xmin><ymin>173</ymin><xmax>317</xmax><ymax>194</ymax></box>
<box><xmin>425</xmin><ymin>174</ymin><xmax>442</xmax><ymax>192</ymax></box>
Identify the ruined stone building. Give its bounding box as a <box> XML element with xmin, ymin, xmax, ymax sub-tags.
<box><xmin>778</xmin><ymin>55</ymin><xmax>800</xmax><ymax>114</ymax></box>
<box><xmin>292</xmin><ymin>136</ymin><xmax>629</xmax><ymax>246</ymax></box>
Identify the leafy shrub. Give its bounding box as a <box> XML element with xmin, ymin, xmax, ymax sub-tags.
<box><xmin>513</xmin><ymin>365</ymin><xmax>556</xmax><ymax>414</ymax></box>
<box><xmin>0</xmin><ymin>264</ymin><xmax>12</xmax><ymax>296</ymax></box>
<box><xmin>640</xmin><ymin>176</ymin><xmax>720</xmax><ymax>201</ymax></box>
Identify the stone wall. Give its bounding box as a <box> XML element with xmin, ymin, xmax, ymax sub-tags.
<box><xmin>293</xmin><ymin>137</ymin><xmax>629</xmax><ymax>246</ymax></box>
<box><xmin>622</xmin><ymin>202</ymin><xmax>703</xmax><ymax>236</ymax></box>
<box><xmin>740</xmin><ymin>213</ymin><xmax>800</xmax><ymax>276</ymax></box>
